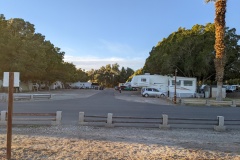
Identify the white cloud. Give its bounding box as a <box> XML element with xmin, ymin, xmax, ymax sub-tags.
<box><xmin>64</xmin><ymin>55</ymin><xmax>144</xmax><ymax>71</ymax></box>
<box><xmin>62</xmin><ymin>39</ymin><xmax>148</xmax><ymax>71</ymax></box>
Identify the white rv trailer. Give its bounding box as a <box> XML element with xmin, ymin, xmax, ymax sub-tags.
<box><xmin>131</xmin><ymin>74</ymin><xmax>169</xmax><ymax>92</ymax></box>
<box><xmin>70</xmin><ymin>81</ymin><xmax>92</xmax><ymax>89</ymax></box>
<box><xmin>168</xmin><ymin>76</ymin><xmax>197</xmax><ymax>98</ymax></box>
<box><xmin>131</xmin><ymin>74</ymin><xmax>197</xmax><ymax>98</ymax></box>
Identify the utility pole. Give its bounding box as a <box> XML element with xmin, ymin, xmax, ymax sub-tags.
<box><xmin>7</xmin><ymin>72</ymin><xmax>14</xmax><ymax>159</ymax></box>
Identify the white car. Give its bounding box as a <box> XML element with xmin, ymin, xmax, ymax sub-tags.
<box><xmin>141</xmin><ymin>87</ymin><xmax>166</xmax><ymax>98</ymax></box>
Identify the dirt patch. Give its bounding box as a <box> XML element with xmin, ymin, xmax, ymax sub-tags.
<box><xmin>0</xmin><ymin>125</ymin><xmax>239</xmax><ymax>159</ymax></box>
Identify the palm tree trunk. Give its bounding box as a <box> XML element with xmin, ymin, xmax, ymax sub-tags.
<box><xmin>214</xmin><ymin>0</ymin><xmax>226</xmax><ymax>101</ymax></box>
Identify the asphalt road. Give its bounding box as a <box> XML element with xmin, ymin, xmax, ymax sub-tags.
<box><xmin>0</xmin><ymin>89</ymin><xmax>240</xmax><ymax>125</ymax></box>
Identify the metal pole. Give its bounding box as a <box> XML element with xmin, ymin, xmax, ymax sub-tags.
<box><xmin>174</xmin><ymin>69</ymin><xmax>177</xmax><ymax>104</ymax></box>
<box><xmin>112</xmin><ymin>74</ymin><xmax>114</xmax><ymax>88</ymax></box>
<box><xmin>7</xmin><ymin>72</ymin><xmax>14</xmax><ymax>159</ymax></box>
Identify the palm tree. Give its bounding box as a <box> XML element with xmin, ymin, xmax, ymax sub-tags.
<box><xmin>206</xmin><ymin>0</ymin><xmax>227</xmax><ymax>101</ymax></box>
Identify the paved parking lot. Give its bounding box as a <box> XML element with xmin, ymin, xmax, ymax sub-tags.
<box><xmin>114</xmin><ymin>89</ymin><xmax>172</xmax><ymax>105</ymax></box>
<box><xmin>8</xmin><ymin>88</ymin><xmax>172</xmax><ymax>105</ymax></box>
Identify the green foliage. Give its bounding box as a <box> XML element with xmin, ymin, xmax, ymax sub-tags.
<box><xmin>0</xmin><ymin>15</ymin><xmax>90</xmax><ymax>84</ymax></box>
<box><xmin>1</xmin><ymin>14</ymin><xmax>238</xmax><ymax>88</ymax></box>
<box><xmin>127</xmin><ymin>68</ymin><xmax>143</xmax><ymax>82</ymax></box>
<box><xmin>0</xmin><ymin>18</ymin><xmax>47</xmax><ymax>80</ymax></box>
<box><xmin>86</xmin><ymin>63</ymin><xmax>135</xmax><ymax>87</ymax></box>
<box><xmin>143</xmin><ymin>23</ymin><xmax>240</xmax><ymax>83</ymax></box>
<box><xmin>226</xmin><ymin>79</ymin><xmax>240</xmax><ymax>85</ymax></box>
<box><xmin>223</xmin><ymin>28</ymin><xmax>240</xmax><ymax>80</ymax></box>
<box><xmin>0</xmin><ymin>14</ymin><xmax>138</xmax><ymax>87</ymax></box>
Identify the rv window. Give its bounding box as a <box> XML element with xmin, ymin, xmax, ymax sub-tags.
<box><xmin>172</xmin><ymin>80</ymin><xmax>181</xmax><ymax>86</ymax></box>
<box><xmin>184</xmin><ymin>80</ymin><xmax>193</xmax><ymax>86</ymax></box>
<box><xmin>141</xmin><ymin>78</ymin><xmax>147</xmax><ymax>82</ymax></box>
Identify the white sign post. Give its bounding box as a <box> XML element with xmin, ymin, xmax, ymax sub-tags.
<box><xmin>3</xmin><ymin>72</ymin><xmax>20</xmax><ymax>87</ymax></box>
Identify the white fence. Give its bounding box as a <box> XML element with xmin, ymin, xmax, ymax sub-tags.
<box><xmin>1</xmin><ymin>111</ymin><xmax>239</xmax><ymax>131</ymax></box>
<box><xmin>0</xmin><ymin>111</ymin><xmax>61</xmax><ymax>125</ymax></box>
<box><xmin>78</xmin><ymin>112</ymin><xmax>240</xmax><ymax>131</ymax></box>
<box><xmin>0</xmin><ymin>93</ymin><xmax>52</xmax><ymax>102</ymax></box>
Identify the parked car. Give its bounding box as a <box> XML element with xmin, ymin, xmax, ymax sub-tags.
<box><xmin>125</xmin><ymin>87</ymin><xmax>137</xmax><ymax>91</ymax></box>
<box><xmin>226</xmin><ymin>85</ymin><xmax>239</xmax><ymax>93</ymax></box>
<box><xmin>120</xmin><ymin>86</ymin><xmax>137</xmax><ymax>91</ymax></box>
<box><xmin>141</xmin><ymin>87</ymin><xmax>166</xmax><ymax>98</ymax></box>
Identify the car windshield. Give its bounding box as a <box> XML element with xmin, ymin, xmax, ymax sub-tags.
<box><xmin>152</xmin><ymin>88</ymin><xmax>159</xmax><ymax>92</ymax></box>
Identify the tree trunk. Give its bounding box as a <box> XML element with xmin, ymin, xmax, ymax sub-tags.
<box><xmin>214</xmin><ymin>0</ymin><xmax>226</xmax><ymax>101</ymax></box>
<box><xmin>216</xmin><ymin>81</ymin><xmax>223</xmax><ymax>101</ymax></box>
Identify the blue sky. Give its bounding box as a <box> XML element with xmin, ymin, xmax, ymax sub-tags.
<box><xmin>1</xmin><ymin>0</ymin><xmax>239</xmax><ymax>71</ymax></box>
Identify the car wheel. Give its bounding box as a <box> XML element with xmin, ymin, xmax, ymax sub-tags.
<box><xmin>160</xmin><ymin>94</ymin><xmax>166</xmax><ymax>98</ymax></box>
<box><xmin>144</xmin><ymin>94</ymin><xmax>149</xmax><ymax>97</ymax></box>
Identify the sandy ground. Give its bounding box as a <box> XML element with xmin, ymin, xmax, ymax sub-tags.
<box><xmin>0</xmin><ymin>89</ymin><xmax>240</xmax><ymax>159</ymax></box>
<box><xmin>0</xmin><ymin>125</ymin><xmax>240</xmax><ymax>160</ymax></box>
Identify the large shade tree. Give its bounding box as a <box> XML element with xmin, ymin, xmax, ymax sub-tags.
<box><xmin>206</xmin><ymin>0</ymin><xmax>227</xmax><ymax>101</ymax></box>
<box><xmin>0</xmin><ymin>15</ymin><xmax>90</xmax><ymax>85</ymax></box>
<box><xmin>143</xmin><ymin>23</ymin><xmax>240</xmax><ymax>88</ymax></box>
<box><xmin>0</xmin><ymin>14</ymin><xmax>137</xmax><ymax>89</ymax></box>
<box><xmin>143</xmin><ymin>24</ymin><xmax>216</xmax><ymax>80</ymax></box>
<box><xmin>89</xmin><ymin>63</ymin><xmax>134</xmax><ymax>87</ymax></box>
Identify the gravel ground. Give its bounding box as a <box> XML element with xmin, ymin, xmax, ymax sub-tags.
<box><xmin>0</xmin><ymin>125</ymin><xmax>240</xmax><ymax>160</ymax></box>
